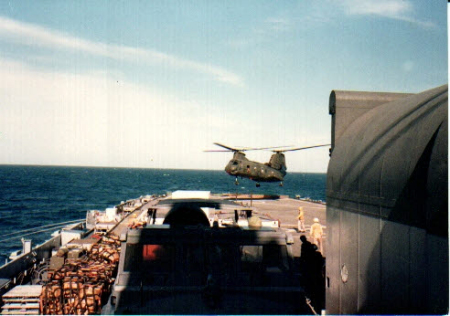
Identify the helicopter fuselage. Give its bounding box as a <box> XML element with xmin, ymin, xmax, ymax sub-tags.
<box><xmin>207</xmin><ymin>142</ymin><xmax>329</xmax><ymax>186</ymax></box>
<box><xmin>225</xmin><ymin>151</ymin><xmax>287</xmax><ymax>183</ymax></box>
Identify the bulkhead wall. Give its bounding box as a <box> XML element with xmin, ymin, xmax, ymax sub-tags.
<box><xmin>326</xmin><ymin>85</ymin><xmax>448</xmax><ymax>314</ymax></box>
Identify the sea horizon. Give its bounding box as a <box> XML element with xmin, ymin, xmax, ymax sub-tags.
<box><xmin>0</xmin><ymin>163</ymin><xmax>327</xmax><ymax>174</ymax></box>
<box><xmin>0</xmin><ymin>165</ymin><xmax>326</xmax><ymax>263</ymax></box>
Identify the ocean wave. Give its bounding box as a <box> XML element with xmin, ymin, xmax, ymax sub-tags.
<box><xmin>0</xmin><ymin>166</ymin><xmax>326</xmax><ymax>263</ymax></box>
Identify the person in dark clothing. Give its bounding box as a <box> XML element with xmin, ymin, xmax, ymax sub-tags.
<box><xmin>299</xmin><ymin>235</ymin><xmax>325</xmax><ymax>312</ymax></box>
<box><xmin>300</xmin><ymin>235</ymin><xmax>314</xmax><ymax>259</ymax></box>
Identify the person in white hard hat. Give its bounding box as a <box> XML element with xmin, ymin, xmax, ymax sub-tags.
<box><xmin>310</xmin><ymin>217</ymin><xmax>323</xmax><ymax>253</ymax></box>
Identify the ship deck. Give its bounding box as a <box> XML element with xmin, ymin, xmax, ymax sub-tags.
<box><xmin>237</xmin><ymin>197</ymin><xmax>326</xmax><ymax>257</ymax></box>
<box><xmin>138</xmin><ymin>196</ymin><xmax>327</xmax><ymax>257</ymax></box>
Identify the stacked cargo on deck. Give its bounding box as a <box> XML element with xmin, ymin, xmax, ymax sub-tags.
<box><xmin>40</xmin><ymin>235</ymin><xmax>121</xmax><ymax>314</ymax></box>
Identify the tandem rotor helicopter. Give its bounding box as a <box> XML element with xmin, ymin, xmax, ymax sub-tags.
<box><xmin>205</xmin><ymin>143</ymin><xmax>330</xmax><ymax>187</ymax></box>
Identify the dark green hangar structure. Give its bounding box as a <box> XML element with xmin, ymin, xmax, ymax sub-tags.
<box><xmin>326</xmin><ymin>85</ymin><xmax>448</xmax><ymax>314</ymax></box>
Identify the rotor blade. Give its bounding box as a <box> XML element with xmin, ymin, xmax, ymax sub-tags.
<box><xmin>212</xmin><ymin>143</ymin><xmax>295</xmax><ymax>152</ymax></box>
<box><xmin>213</xmin><ymin>143</ymin><xmax>241</xmax><ymax>151</ymax></box>
<box><xmin>274</xmin><ymin>144</ymin><xmax>331</xmax><ymax>152</ymax></box>
<box><xmin>204</xmin><ymin>150</ymin><xmax>231</xmax><ymax>152</ymax></box>
<box><xmin>240</xmin><ymin>145</ymin><xmax>294</xmax><ymax>151</ymax></box>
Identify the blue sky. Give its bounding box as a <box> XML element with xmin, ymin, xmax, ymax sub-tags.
<box><xmin>0</xmin><ymin>0</ymin><xmax>447</xmax><ymax>172</ymax></box>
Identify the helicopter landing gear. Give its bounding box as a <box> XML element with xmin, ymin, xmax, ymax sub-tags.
<box><xmin>279</xmin><ymin>182</ymin><xmax>283</xmax><ymax>187</ymax></box>
<box><xmin>235</xmin><ymin>178</ymin><xmax>239</xmax><ymax>186</ymax></box>
<box><xmin>256</xmin><ymin>183</ymin><xmax>260</xmax><ymax>187</ymax></box>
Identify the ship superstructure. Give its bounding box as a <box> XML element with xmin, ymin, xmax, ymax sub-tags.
<box><xmin>0</xmin><ymin>191</ymin><xmax>326</xmax><ymax>314</ymax></box>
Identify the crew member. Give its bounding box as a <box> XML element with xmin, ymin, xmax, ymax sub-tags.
<box><xmin>310</xmin><ymin>218</ymin><xmax>323</xmax><ymax>253</ymax></box>
<box><xmin>297</xmin><ymin>207</ymin><xmax>306</xmax><ymax>232</ymax></box>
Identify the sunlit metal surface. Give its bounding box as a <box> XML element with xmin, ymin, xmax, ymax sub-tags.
<box><xmin>326</xmin><ymin>85</ymin><xmax>448</xmax><ymax>314</ymax></box>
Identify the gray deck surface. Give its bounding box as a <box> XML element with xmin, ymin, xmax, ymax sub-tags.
<box><xmin>137</xmin><ymin>196</ymin><xmax>326</xmax><ymax>257</ymax></box>
<box><xmin>239</xmin><ymin>198</ymin><xmax>326</xmax><ymax>257</ymax></box>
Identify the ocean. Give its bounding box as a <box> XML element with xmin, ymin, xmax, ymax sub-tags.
<box><xmin>0</xmin><ymin>165</ymin><xmax>326</xmax><ymax>264</ymax></box>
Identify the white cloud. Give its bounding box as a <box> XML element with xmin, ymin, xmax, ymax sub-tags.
<box><xmin>0</xmin><ymin>55</ymin><xmax>330</xmax><ymax>171</ymax></box>
<box><xmin>265</xmin><ymin>17</ymin><xmax>292</xmax><ymax>32</ymax></box>
<box><xmin>344</xmin><ymin>0</ymin><xmax>412</xmax><ymax>16</ymax></box>
<box><xmin>0</xmin><ymin>16</ymin><xmax>244</xmax><ymax>87</ymax></box>
<box><xmin>338</xmin><ymin>0</ymin><xmax>435</xmax><ymax>28</ymax></box>
<box><xmin>0</xmin><ymin>57</ymin><xmax>242</xmax><ymax>169</ymax></box>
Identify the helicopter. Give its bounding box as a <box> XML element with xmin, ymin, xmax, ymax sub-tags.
<box><xmin>205</xmin><ymin>143</ymin><xmax>330</xmax><ymax>187</ymax></box>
